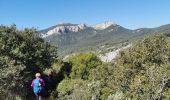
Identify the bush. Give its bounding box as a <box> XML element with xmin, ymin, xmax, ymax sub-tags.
<box><xmin>69</xmin><ymin>53</ymin><xmax>102</xmax><ymax>79</ymax></box>
<box><xmin>57</xmin><ymin>79</ymin><xmax>91</xmax><ymax>100</ymax></box>
<box><xmin>52</xmin><ymin>53</ymin><xmax>103</xmax><ymax>99</ymax></box>
<box><xmin>113</xmin><ymin>34</ymin><xmax>170</xmax><ymax>99</ymax></box>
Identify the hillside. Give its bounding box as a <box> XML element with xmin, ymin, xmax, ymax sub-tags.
<box><xmin>40</xmin><ymin>21</ymin><xmax>170</xmax><ymax>57</ymax></box>
<box><xmin>52</xmin><ymin>34</ymin><xmax>170</xmax><ymax>100</ymax></box>
<box><xmin>1</xmin><ymin>25</ymin><xmax>170</xmax><ymax>100</ymax></box>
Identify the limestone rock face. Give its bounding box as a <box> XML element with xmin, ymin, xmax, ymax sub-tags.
<box><xmin>43</xmin><ymin>23</ymin><xmax>87</xmax><ymax>37</ymax></box>
<box><xmin>93</xmin><ymin>21</ymin><xmax>116</xmax><ymax>30</ymax></box>
<box><xmin>42</xmin><ymin>21</ymin><xmax>117</xmax><ymax>37</ymax></box>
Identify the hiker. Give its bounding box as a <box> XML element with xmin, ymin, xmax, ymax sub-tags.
<box><xmin>43</xmin><ymin>69</ymin><xmax>57</xmax><ymax>100</ymax></box>
<box><xmin>31</xmin><ymin>73</ymin><xmax>45</xmax><ymax>100</ymax></box>
<box><xmin>47</xmin><ymin>69</ymin><xmax>56</xmax><ymax>92</ymax></box>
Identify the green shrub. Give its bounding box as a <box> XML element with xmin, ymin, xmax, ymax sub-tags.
<box><xmin>69</xmin><ymin>53</ymin><xmax>102</xmax><ymax>79</ymax></box>
<box><xmin>113</xmin><ymin>34</ymin><xmax>170</xmax><ymax>99</ymax></box>
<box><xmin>57</xmin><ymin>79</ymin><xmax>91</xmax><ymax>100</ymax></box>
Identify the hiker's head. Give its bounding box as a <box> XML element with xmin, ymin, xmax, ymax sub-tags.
<box><xmin>35</xmin><ymin>73</ymin><xmax>41</xmax><ymax>78</ymax></box>
<box><xmin>48</xmin><ymin>69</ymin><xmax>53</xmax><ymax>76</ymax></box>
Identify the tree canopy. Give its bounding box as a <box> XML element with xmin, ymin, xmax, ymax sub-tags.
<box><xmin>0</xmin><ymin>25</ymin><xmax>57</xmax><ymax>100</ymax></box>
<box><xmin>113</xmin><ymin>34</ymin><xmax>170</xmax><ymax>99</ymax></box>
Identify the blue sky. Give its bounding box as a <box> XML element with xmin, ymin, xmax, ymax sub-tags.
<box><xmin>0</xmin><ymin>0</ymin><xmax>170</xmax><ymax>29</ymax></box>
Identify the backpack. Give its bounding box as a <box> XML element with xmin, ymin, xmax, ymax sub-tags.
<box><xmin>33</xmin><ymin>79</ymin><xmax>44</xmax><ymax>94</ymax></box>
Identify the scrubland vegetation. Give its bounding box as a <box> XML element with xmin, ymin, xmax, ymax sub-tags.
<box><xmin>0</xmin><ymin>25</ymin><xmax>170</xmax><ymax>100</ymax></box>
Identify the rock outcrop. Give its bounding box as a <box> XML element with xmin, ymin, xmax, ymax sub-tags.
<box><xmin>43</xmin><ymin>23</ymin><xmax>87</xmax><ymax>37</ymax></box>
<box><xmin>92</xmin><ymin>21</ymin><xmax>116</xmax><ymax>30</ymax></box>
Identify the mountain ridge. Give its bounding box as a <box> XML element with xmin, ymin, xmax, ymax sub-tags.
<box><xmin>40</xmin><ymin>20</ymin><xmax>116</xmax><ymax>37</ymax></box>
<box><xmin>40</xmin><ymin>21</ymin><xmax>170</xmax><ymax>57</ymax></box>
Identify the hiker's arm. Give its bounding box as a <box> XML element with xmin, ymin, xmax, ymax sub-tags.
<box><xmin>31</xmin><ymin>80</ymin><xmax>34</xmax><ymax>87</ymax></box>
